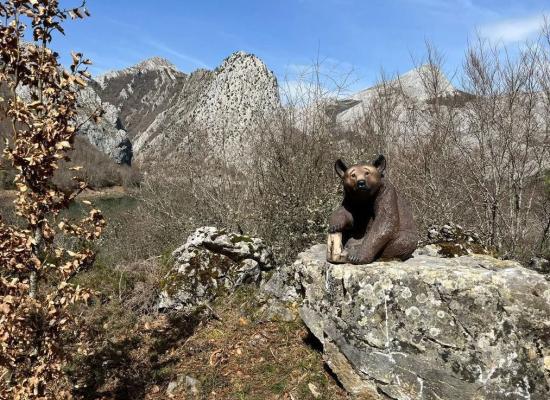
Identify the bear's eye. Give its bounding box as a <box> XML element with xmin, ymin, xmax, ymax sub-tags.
<box><xmin>351</xmin><ymin>173</ymin><xmax>356</xmax><ymax>179</ymax></box>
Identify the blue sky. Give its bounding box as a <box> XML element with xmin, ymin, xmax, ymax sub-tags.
<box><xmin>53</xmin><ymin>0</ymin><xmax>549</xmax><ymax>92</ymax></box>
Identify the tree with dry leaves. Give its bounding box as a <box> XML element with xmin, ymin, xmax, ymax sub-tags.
<box><xmin>0</xmin><ymin>1</ymin><xmax>105</xmax><ymax>398</ymax></box>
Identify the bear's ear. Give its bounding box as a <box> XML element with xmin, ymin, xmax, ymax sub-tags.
<box><xmin>334</xmin><ymin>159</ymin><xmax>348</xmax><ymax>178</ymax></box>
<box><xmin>372</xmin><ymin>154</ymin><xmax>386</xmax><ymax>174</ymax></box>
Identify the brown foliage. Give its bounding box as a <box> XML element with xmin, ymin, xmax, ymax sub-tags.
<box><xmin>0</xmin><ymin>1</ymin><xmax>105</xmax><ymax>398</ymax></box>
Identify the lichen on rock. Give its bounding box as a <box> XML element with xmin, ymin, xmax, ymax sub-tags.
<box><xmin>264</xmin><ymin>243</ymin><xmax>550</xmax><ymax>399</ymax></box>
<box><xmin>158</xmin><ymin>226</ymin><xmax>274</xmax><ymax>313</ymax></box>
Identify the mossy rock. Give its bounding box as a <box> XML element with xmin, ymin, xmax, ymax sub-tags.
<box><xmin>158</xmin><ymin>226</ymin><xmax>274</xmax><ymax>312</ymax></box>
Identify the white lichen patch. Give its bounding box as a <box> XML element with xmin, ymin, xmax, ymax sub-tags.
<box><xmin>416</xmin><ymin>293</ymin><xmax>429</xmax><ymax>303</ymax></box>
<box><xmin>377</xmin><ymin>277</ymin><xmax>394</xmax><ymax>292</ymax></box>
<box><xmin>437</xmin><ymin>310</ymin><xmax>446</xmax><ymax>319</ymax></box>
<box><xmin>429</xmin><ymin>327</ymin><xmax>441</xmax><ymax>337</ymax></box>
<box><xmin>441</xmin><ymin>279</ymin><xmax>458</xmax><ymax>291</ymax></box>
<box><xmin>449</xmin><ymin>300</ymin><xmax>462</xmax><ymax>310</ymax></box>
<box><xmin>405</xmin><ymin>306</ymin><xmax>421</xmax><ymax>319</ymax></box>
<box><xmin>477</xmin><ymin>336</ymin><xmax>491</xmax><ymax>349</ymax></box>
<box><xmin>400</xmin><ymin>287</ymin><xmax>412</xmax><ymax>299</ymax></box>
<box><xmin>357</xmin><ymin>284</ymin><xmax>375</xmax><ymax>300</ymax></box>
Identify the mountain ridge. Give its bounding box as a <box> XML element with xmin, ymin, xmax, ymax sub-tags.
<box><xmin>82</xmin><ymin>51</ymin><xmax>280</xmax><ymax>165</ymax></box>
<box><xmin>80</xmin><ymin>56</ymin><xmax>466</xmax><ymax>165</ymax></box>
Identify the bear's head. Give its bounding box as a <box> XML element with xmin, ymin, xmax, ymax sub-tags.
<box><xmin>335</xmin><ymin>155</ymin><xmax>386</xmax><ymax>196</ymax></box>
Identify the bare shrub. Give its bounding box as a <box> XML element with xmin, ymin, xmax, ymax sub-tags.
<box><xmin>346</xmin><ymin>34</ymin><xmax>550</xmax><ymax>260</ymax></box>
<box><xmin>102</xmin><ymin>28</ymin><xmax>550</xmax><ymax>268</ymax></box>
<box><xmin>54</xmin><ymin>136</ymin><xmax>142</xmax><ymax>190</ymax></box>
<box><xmin>106</xmin><ymin>60</ymin><xmax>368</xmax><ymax>265</ymax></box>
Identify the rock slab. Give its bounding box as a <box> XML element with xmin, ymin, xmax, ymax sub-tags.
<box><xmin>275</xmin><ymin>244</ymin><xmax>550</xmax><ymax>399</ymax></box>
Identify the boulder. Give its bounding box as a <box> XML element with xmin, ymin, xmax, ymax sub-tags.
<box><xmin>158</xmin><ymin>227</ymin><xmax>274</xmax><ymax>312</ymax></box>
<box><xmin>267</xmin><ymin>244</ymin><xmax>550</xmax><ymax>399</ymax></box>
<box><xmin>423</xmin><ymin>223</ymin><xmax>492</xmax><ymax>257</ymax></box>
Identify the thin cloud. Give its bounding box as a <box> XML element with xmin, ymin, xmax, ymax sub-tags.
<box><xmin>283</xmin><ymin>57</ymin><xmax>354</xmax><ymax>80</ymax></box>
<box><xmin>142</xmin><ymin>38</ymin><xmax>210</xmax><ymax>69</ymax></box>
<box><xmin>480</xmin><ymin>14</ymin><xmax>547</xmax><ymax>44</ymax></box>
<box><xmin>402</xmin><ymin>0</ymin><xmax>498</xmax><ymax>18</ymax></box>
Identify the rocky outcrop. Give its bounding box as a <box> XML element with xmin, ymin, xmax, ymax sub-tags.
<box><xmin>265</xmin><ymin>244</ymin><xmax>550</xmax><ymax>399</ymax></box>
<box><xmin>76</xmin><ymin>86</ymin><xmax>132</xmax><ymax>164</ymax></box>
<box><xmin>92</xmin><ymin>57</ymin><xmax>193</xmax><ymax>149</ymax></box>
<box><xmin>528</xmin><ymin>257</ymin><xmax>550</xmax><ymax>275</ymax></box>
<box><xmin>158</xmin><ymin>227</ymin><xmax>274</xmax><ymax>312</ymax></box>
<box><xmin>12</xmin><ymin>80</ymin><xmax>132</xmax><ymax>164</ymax></box>
<box><xmin>190</xmin><ymin>51</ymin><xmax>281</xmax><ymax>162</ymax></box>
<box><xmin>6</xmin><ymin>51</ymin><xmax>280</xmax><ymax>166</ymax></box>
<box><xmin>422</xmin><ymin>223</ymin><xmax>492</xmax><ymax>257</ymax></box>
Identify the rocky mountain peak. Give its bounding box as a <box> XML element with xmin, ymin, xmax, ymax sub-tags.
<box><xmin>393</xmin><ymin>64</ymin><xmax>455</xmax><ymax>99</ymax></box>
<box><xmin>217</xmin><ymin>51</ymin><xmax>270</xmax><ymax>72</ymax></box>
<box><xmin>133</xmin><ymin>56</ymin><xmax>177</xmax><ymax>72</ymax></box>
<box><xmin>94</xmin><ymin>57</ymin><xmax>181</xmax><ymax>90</ymax></box>
<box><xmin>78</xmin><ymin>50</ymin><xmax>282</xmax><ymax>166</ymax></box>
<box><xmin>189</xmin><ymin>50</ymin><xmax>280</xmax><ymax>162</ymax></box>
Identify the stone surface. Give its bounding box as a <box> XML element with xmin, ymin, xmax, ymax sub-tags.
<box><xmin>165</xmin><ymin>374</ymin><xmax>200</xmax><ymax>397</ymax></box>
<box><xmin>91</xmin><ymin>57</ymin><xmax>196</xmax><ymax>155</ymax></box>
<box><xmin>190</xmin><ymin>51</ymin><xmax>281</xmax><ymax>163</ymax></box>
<box><xmin>76</xmin><ymin>86</ymin><xmax>132</xmax><ymax>164</ymax></box>
<box><xmin>13</xmin><ymin>81</ymin><xmax>132</xmax><ymax>164</ymax></box>
<box><xmin>158</xmin><ymin>227</ymin><xmax>274</xmax><ymax>312</ymax></box>
<box><xmin>423</xmin><ymin>223</ymin><xmax>492</xmax><ymax>256</ymax></box>
<box><xmin>267</xmin><ymin>243</ymin><xmax>550</xmax><ymax>399</ymax></box>
<box><xmin>528</xmin><ymin>257</ymin><xmax>550</xmax><ymax>275</ymax></box>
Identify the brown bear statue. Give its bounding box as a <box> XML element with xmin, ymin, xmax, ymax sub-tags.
<box><xmin>328</xmin><ymin>155</ymin><xmax>418</xmax><ymax>264</ymax></box>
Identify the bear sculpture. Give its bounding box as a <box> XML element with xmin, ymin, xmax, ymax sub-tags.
<box><xmin>328</xmin><ymin>155</ymin><xmax>418</xmax><ymax>264</ymax></box>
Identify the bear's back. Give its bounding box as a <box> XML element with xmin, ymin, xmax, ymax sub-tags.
<box><xmin>396</xmin><ymin>189</ymin><xmax>417</xmax><ymax>235</ymax></box>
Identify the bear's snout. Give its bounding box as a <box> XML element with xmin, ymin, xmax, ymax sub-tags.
<box><xmin>356</xmin><ymin>180</ymin><xmax>367</xmax><ymax>190</ymax></box>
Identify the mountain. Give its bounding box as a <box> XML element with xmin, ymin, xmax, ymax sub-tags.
<box><xmin>334</xmin><ymin>65</ymin><xmax>460</xmax><ymax>126</ymax></box>
<box><xmin>87</xmin><ymin>51</ymin><xmax>281</xmax><ymax>165</ymax></box>
<box><xmin>91</xmin><ymin>56</ymin><xmax>191</xmax><ymax>148</ymax></box>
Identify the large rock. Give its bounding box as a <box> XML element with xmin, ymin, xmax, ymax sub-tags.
<box><xmin>158</xmin><ymin>227</ymin><xmax>274</xmax><ymax>312</ymax></box>
<box><xmin>13</xmin><ymin>81</ymin><xmax>132</xmax><ymax>164</ymax></box>
<box><xmin>190</xmin><ymin>51</ymin><xmax>281</xmax><ymax>163</ymax></box>
<box><xmin>267</xmin><ymin>244</ymin><xmax>550</xmax><ymax>399</ymax></box>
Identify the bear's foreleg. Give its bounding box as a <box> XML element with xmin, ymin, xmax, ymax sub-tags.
<box><xmin>328</xmin><ymin>206</ymin><xmax>354</xmax><ymax>233</ymax></box>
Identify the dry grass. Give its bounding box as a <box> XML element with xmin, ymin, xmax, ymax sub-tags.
<box><xmin>68</xmin><ymin>286</ymin><xmax>356</xmax><ymax>400</ymax></box>
<box><xmin>145</xmin><ymin>289</ymin><xmax>353</xmax><ymax>400</ymax></box>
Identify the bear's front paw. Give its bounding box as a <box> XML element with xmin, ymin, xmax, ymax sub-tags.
<box><xmin>346</xmin><ymin>250</ymin><xmax>370</xmax><ymax>264</ymax></box>
<box><xmin>346</xmin><ymin>250</ymin><xmax>361</xmax><ymax>264</ymax></box>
